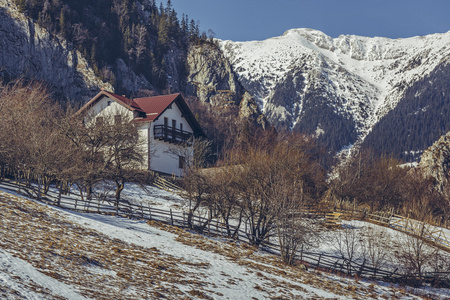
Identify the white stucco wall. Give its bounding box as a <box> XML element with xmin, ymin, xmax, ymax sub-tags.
<box><xmin>149</xmin><ymin>103</ymin><xmax>194</xmax><ymax>176</ymax></box>
<box><xmin>137</xmin><ymin>123</ymin><xmax>150</xmax><ymax>170</ymax></box>
<box><xmin>151</xmin><ymin>102</ymin><xmax>194</xmax><ymax>133</ymax></box>
<box><xmin>84</xmin><ymin>96</ymin><xmax>134</xmax><ymax>124</ymax></box>
<box><xmin>83</xmin><ymin>96</ymin><xmax>195</xmax><ymax>176</ymax></box>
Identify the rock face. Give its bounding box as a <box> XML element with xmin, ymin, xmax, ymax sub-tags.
<box><xmin>186</xmin><ymin>43</ymin><xmax>267</xmax><ymax>127</ymax></box>
<box><xmin>0</xmin><ymin>0</ymin><xmax>113</xmax><ymax>101</ymax></box>
<box><xmin>187</xmin><ymin>44</ymin><xmax>244</xmax><ymax>106</ymax></box>
<box><xmin>239</xmin><ymin>92</ymin><xmax>269</xmax><ymax>129</ymax></box>
<box><xmin>115</xmin><ymin>58</ymin><xmax>151</xmax><ymax>95</ymax></box>
<box><xmin>418</xmin><ymin>132</ymin><xmax>450</xmax><ymax>191</ymax></box>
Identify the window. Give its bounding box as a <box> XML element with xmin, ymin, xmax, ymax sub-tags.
<box><xmin>180</xmin><ymin>123</ymin><xmax>183</xmax><ymax>132</ymax></box>
<box><xmin>172</xmin><ymin>119</ymin><xmax>176</xmax><ymax>128</ymax></box>
<box><xmin>178</xmin><ymin>156</ymin><xmax>185</xmax><ymax>169</ymax></box>
<box><xmin>114</xmin><ymin>114</ymin><xmax>122</xmax><ymax>124</ymax></box>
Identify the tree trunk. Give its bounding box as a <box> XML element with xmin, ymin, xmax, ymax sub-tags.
<box><xmin>87</xmin><ymin>184</ymin><xmax>93</xmax><ymax>200</ymax></box>
<box><xmin>115</xmin><ymin>179</ymin><xmax>125</xmax><ymax>214</ymax></box>
<box><xmin>43</xmin><ymin>175</ymin><xmax>51</xmax><ymax>195</ymax></box>
<box><xmin>57</xmin><ymin>180</ymin><xmax>62</xmax><ymax>206</ymax></box>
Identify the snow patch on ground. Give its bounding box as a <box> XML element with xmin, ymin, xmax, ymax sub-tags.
<box><xmin>0</xmin><ymin>248</ymin><xmax>87</xmax><ymax>299</ymax></box>
<box><xmin>1</xmin><ymin>185</ymin><xmax>449</xmax><ymax>299</ymax></box>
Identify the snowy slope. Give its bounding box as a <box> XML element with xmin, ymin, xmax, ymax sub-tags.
<box><xmin>219</xmin><ymin>29</ymin><xmax>450</xmax><ymax>149</ymax></box>
<box><xmin>2</xmin><ymin>187</ymin><xmax>449</xmax><ymax>299</ymax></box>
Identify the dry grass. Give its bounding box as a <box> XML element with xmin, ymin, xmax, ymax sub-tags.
<box><xmin>148</xmin><ymin>215</ymin><xmax>418</xmax><ymax>299</ymax></box>
<box><xmin>0</xmin><ymin>192</ymin><xmax>216</xmax><ymax>299</ymax></box>
<box><xmin>0</xmin><ymin>191</ymin><xmax>432</xmax><ymax>299</ymax></box>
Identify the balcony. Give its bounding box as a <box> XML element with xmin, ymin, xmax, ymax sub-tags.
<box><xmin>153</xmin><ymin>125</ymin><xmax>193</xmax><ymax>145</ymax></box>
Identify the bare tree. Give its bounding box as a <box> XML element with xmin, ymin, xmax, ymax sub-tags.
<box><xmin>229</xmin><ymin>132</ymin><xmax>325</xmax><ymax>247</ymax></box>
<box><xmin>0</xmin><ymin>80</ymin><xmax>65</xmax><ymax>197</ymax></box>
<box><xmin>331</xmin><ymin>149</ymin><xmax>407</xmax><ymax>212</ymax></box>
<box><xmin>166</xmin><ymin>136</ymin><xmax>212</xmax><ymax>172</ymax></box>
<box><xmin>134</xmin><ymin>24</ymin><xmax>148</xmax><ymax>63</ymax></box>
<box><xmin>276</xmin><ymin>198</ymin><xmax>319</xmax><ymax>265</ymax></box>
<box><xmin>394</xmin><ymin>227</ymin><xmax>437</xmax><ymax>283</ymax></box>
<box><xmin>208</xmin><ymin>165</ymin><xmax>244</xmax><ymax>238</ymax></box>
<box><xmin>171</xmin><ymin>137</ymin><xmax>214</xmax><ymax>230</ymax></box>
<box><xmin>363</xmin><ymin>225</ymin><xmax>391</xmax><ymax>270</ymax></box>
<box><xmin>333</xmin><ymin>223</ymin><xmax>364</xmax><ymax>275</ymax></box>
<box><xmin>402</xmin><ymin>168</ymin><xmax>448</xmax><ymax>225</ymax></box>
<box><xmin>100</xmin><ymin>111</ymin><xmax>145</xmax><ymax>209</ymax></box>
<box><xmin>62</xmin><ymin>110</ymin><xmax>111</xmax><ymax>200</ymax></box>
<box><xmin>180</xmin><ymin>167</ymin><xmax>212</xmax><ymax>229</ymax></box>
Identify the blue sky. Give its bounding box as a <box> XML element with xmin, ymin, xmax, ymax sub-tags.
<box><xmin>169</xmin><ymin>0</ymin><xmax>450</xmax><ymax>41</ymax></box>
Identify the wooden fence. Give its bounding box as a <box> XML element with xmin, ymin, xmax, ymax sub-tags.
<box><xmin>0</xmin><ymin>180</ymin><xmax>448</xmax><ymax>287</ymax></box>
<box><xmin>389</xmin><ymin>215</ymin><xmax>450</xmax><ymax>251</ymax></box>
<box><xmin>315</xmin><ymin>204</ymin><xmax>450</xmax><ymax>253</ymax></box>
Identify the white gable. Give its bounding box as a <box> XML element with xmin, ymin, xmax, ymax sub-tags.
<box><xmin>152</xmin><ymin>101</ymin><xmax>194</xmax><ymax>133</ymax></box>
<box><xmin>84</xmin><ymin>96</ymin><xmax>134</xmax><ymax>124</ymax></box>
<box><xmin>149</xmin><ymin>101</ymin><xmax>194</xmax><ymax>176</ymax></box>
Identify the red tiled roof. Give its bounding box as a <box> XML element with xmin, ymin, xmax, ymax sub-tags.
<box><xmin>133</xmin><ymin>93</ymin><xmax>180</xmax><ymax>122</ymax></box>
<box><xmin>75</xmin><ymin>90</ymin><xmax>144</xmax><ymax>116</ymax></box>
<box><xmin>76</xmin><ymin>90</ymin><xmax>204</xmax><ymax>135</ymax></box>
<box><xmin>102</xmin><ymin>90</ymin><xmax>144</xmax><ymax>112</ymax></box>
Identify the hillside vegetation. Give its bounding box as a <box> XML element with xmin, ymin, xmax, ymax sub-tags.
<box><xmin>13</xmin><ymin>0</ymin><xmax>210</xmax><ymax>92</ymax></box>
<box><xmin>1</xmin><ymin>189</ymin><xmax>443</xmax><ymax>299</ymax></box>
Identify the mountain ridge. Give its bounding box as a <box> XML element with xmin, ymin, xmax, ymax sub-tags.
<box><xmin>1</xmin><ymin>0</ymin><xmax>450</xmax><ymax>158</ymax></box>
<box><xmin>219</xmin><ymin>28</ymin><xmax>450</xmax><ymax>156</ymax></box>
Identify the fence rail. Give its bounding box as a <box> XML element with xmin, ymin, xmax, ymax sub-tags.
<box><xmin>0</xmin><ymin>180</ymin><xmax>448</xmax><ymax>287</ymax></box>
<box><xmin>308</xmin><ymin>204</ymin><xmax>450</xmax><ymax>252</ymax></box>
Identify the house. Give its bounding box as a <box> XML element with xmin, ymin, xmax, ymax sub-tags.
<box><xmin>77</xmin><ymin>90</ymin><xmax>204</xmax><ymax>176</ymax></box>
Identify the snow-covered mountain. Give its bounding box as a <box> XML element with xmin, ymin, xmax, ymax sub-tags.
<box><xmin>1</xmin><ymin>0</ymin><xmax>449</xmax><ymax>158</ymax></box>
<box><xmin>219</xmin><ymin>29</ymin><xmax>450</xmax><ymax>155</ymax></box>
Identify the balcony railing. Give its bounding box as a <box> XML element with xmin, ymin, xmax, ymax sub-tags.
<box><xmin>153</xmin><ymin>125</ymin><xmax>193</xmax><ymax>144</ymax></box>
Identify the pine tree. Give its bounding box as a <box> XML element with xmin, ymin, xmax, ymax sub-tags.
<box><xmin>59</xmin><ymin>8</ymin><xmax>66</xmax><ymax>37</ymax></box>
<box><xmin>15</xmin><ymin>0</ymin><xmax>26</xmax><ymax>13</ymax></box>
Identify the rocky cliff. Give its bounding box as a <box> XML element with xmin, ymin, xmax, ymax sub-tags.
<box><xmin>187</xmin><ymin>43</ymin><xmax>244</xmax><ymax>106</ymax></box>
<box><xmin>418</xmin><ymin>132</ymin><xmax>450</xmax><ymax>192</ymax></box>
<box><xmin>186</xmin><ymin>43</ymin><xmax>267</xmax><ymax>127</ymax></box>
<box><xmin>0</xmin><ymin>0</ymin><xmax>266</xmax><ymax>127</ymax></box>
<box><xmin>0</xmin><ymin>0</ymin><xmax>114</xmax><ymax>100</ymax></box>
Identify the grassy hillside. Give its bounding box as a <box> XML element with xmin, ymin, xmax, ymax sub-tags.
<box><xmin>1</xmin><ymin>189</ymin><xmax>447</xmax><ymax>299</ymax></box>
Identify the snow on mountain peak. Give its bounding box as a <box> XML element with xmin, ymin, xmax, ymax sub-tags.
<box><xmin>219</xmin><ymin>29</ymin><xmax>450</xmax><ymax>149</ymax></box>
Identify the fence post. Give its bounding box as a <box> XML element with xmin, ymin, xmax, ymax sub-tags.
<box><xmin>316</xmin><ymin>253</ymin><xmax>322</xmax><ymax>267</ymax></box>
<box><xmin>358</xmin><ymin>259</ymin><xmax>366</xmax><ymax>276</ymax></box>
<box><xmin>208</xmin><ymin>210</ymin><xmax>211</xmax><ymax>233</ymax></box>
<box><xmin>245</xmin><ymin>219</ymin><xmax>247</xmax><ymax>234</ymax></box>
<box><xmin>216</xmin><ymin>219</ymin><xmax>219</xmax><ymax>235</ymax></box>
<box><xmin>170</xmin><ymin>208</ymin><xmax>174</xmax><ymax>226</ymax></box>
<box><xmin>388</xmin><ymin>268</ymin><xmax>398</xmax><ymax>281</ymax></box>
<box><xmin>300</xmin><ymin>245</ymin><xmax>303</xmax><ymax>262</ymax></box>
<box><xmin>148</xmin><ymin>203</ymin><xmax>152</xmax><ymax>220</ymax></box>
<box><xmin>338</xmin><ymin>260</ymin><xmax>344</xmax><ymax>273</ymax></box>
